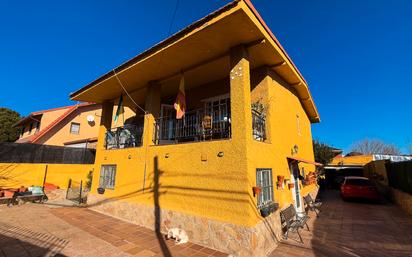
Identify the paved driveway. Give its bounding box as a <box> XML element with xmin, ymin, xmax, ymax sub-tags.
<box><xmin>270</xmin><ymin>190</ymin><xmax>412</xmax><ymax>257</ymax></box>
<box><xmin>0</xmin><ymin>204</ymin><xmax>226</xmax><ymax>257</ymax></box>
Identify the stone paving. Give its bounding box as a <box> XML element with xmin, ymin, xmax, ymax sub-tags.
<box><xmin>0</xmin><ymin>203</ymin><xmax>226</xmax><ymax>257</ymax></box>
<box><xmin>269</xmin><ymin>190</ymin><xmax>412</xmax><ymax>257</ymax></box>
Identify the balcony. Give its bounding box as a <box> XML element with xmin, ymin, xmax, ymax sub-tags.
<box><xmin>105</xmin><ymin>124</ymin><xmax>143</xmax><ymax>149</ymax></box>
<box><xmin>252</xmin><ymin>109</ymin><xmax>266</xmax><ymax>142</ymax></box>
<box><xmin>153</xmin><ymin>109</ymin><xmax>231</xmax><ymax>145</ymax></box>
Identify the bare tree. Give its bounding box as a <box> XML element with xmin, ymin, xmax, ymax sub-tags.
<box><xmin>351</xmin><ymin>139</ymin><xmax>401</xmax><ymax>155</ymax></box>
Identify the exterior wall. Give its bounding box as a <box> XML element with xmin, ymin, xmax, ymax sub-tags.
<box><xmin>246</xmin><ymin>68</ymin><xmax>318</xmax><ymax>225</ymax></box>
<box><xmin>0</xmin><ymin>163</ymin><xmax>92</xmax><ymax>188</ymax></box>
<box><xmin>37</xmin><ymin>105</ymin><xmax>102</xmax><ymax>146</ymax></box>
<box><xmin>18</xmin><ymin>107</ymin><xmax>70</xmax><ymax>140</ymax></box>
<box><xmin>330</xmin><ymin>155</ymin><xmax>373</xmax><ymax>166</ymax></box>
<box><xmin>88</xmin><ymin>66</ymin><xmax>318</xmax><ymax>256</ymax></box>
<box><xmin>364</xmin><ymin>160</ymin><xmax>388</xmax><ymax>185</ymax></box>
<box><xmin>17</xmin><ymin>104</ymin><xmax>135</xmax><ymax>147</ymax></box>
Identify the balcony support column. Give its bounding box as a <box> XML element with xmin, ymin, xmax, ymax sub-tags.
<box><xmin>229</xmin><ymin>45</ymin><xmax>252</xmax><ymax>144</ymax></box>
<box><xmin>96</xmin><ymin>100</ymin><xmax>114</xmax><ymax>151</ymax></box>
<box><xmin>143</xmin><ymin>82</ymin><xmax>161</xmax><ymax>146</ymax></box>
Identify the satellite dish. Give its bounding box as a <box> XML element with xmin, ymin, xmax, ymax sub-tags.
<box><xmin>87</xmin><ymin>115</ymin><xmax>95</xmax><ymax>122</ymax></box>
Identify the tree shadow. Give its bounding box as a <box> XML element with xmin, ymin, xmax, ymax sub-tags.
<box><xmin>153</xmin><ymin>156</ymin><xmax>172</xmax><ymax>257</ymax></box>
<box><xmin>0</xmin><ymin>221</ymin><xmax>68</xmax><ymax>257</ymax></box>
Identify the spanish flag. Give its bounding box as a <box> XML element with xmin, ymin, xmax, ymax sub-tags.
<box><xmin>174</xmin><ymin>75</ymin><xmax>186</xmax><ymax>119</ymax></box>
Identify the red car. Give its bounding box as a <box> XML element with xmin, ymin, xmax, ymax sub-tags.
<box><xmin>340</xmin><ymin>176</ymin><xmax>380</xmax><ymax>201</ymax></box>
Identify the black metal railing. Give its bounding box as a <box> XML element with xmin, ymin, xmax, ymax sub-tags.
<box><xmin>153</xmin><ymin>109</ymin><xmax>231</xmax><ymax>145</ymax></box>
<box><xmin>105</xmin><ymin>124</ymin><xmax>143</xmax><ymax>149</ymax></box>
<box><xmin>252</xmin><ymin>110</ymin><xmax>266</xmax><ymax>142</ymax></box>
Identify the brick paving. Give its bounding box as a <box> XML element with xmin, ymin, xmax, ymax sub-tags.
<box><xmin>0</xmin><ymin>204</ymin><xmax>226</xmax><ymax>257</ymax></box>
<box><xmin>269</xmin><ymin>190</ymin><xmax>412</xmax><ymax>257</ymax></box>
<box><xmin>1</xmin><ymin>191</ymin><xmax>412</xmax><ymax>257</ymax></box>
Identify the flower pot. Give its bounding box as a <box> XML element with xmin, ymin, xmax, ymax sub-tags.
<box><xmin>97</xmin><ymin>187</ymin><xmax>105</xmax><ymax>194</ymax></box>
<box><xmin>252</xmin><ymin>186</ymin><xmax>262</xmax><ymax>196</ymax></box>
<box><xmin>260</xmin><ymin>206</ymin><xmax>271</xmax><ymax>218</ymax></box>
<box><xmin>268</xmin><ymin>202</ymin><xmax>279</xmax><ymax>213</ymax></box>
<box><xmin>276</xmin><ymin>181</ymin><xmax>283</xmax><ymax>189</ymax></box>
<box><xmin>4</xmin><ymin>190</ymin><xmax>15</xmax><ymax>198</ymax></box>
<box><xmin>288</xmin><ymin>183</ymin><xmax>295</xmax><ymax>190</ymax></box>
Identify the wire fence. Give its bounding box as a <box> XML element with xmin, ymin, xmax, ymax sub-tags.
<box><xmin>386</xmin><ymin>160</ymin><xmax>412</xmax><ymax>195</ymax></box>
<box><xmin>0</xmin><ymin>142</ymin><xmax>95</xmax><ymax>164</ymax></box>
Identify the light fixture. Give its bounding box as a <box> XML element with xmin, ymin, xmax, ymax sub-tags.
<box><xmin>217</xmin><ymin>152</ymin><xmax>224</xmax><ymax>157</ymax></box>
<box><xmin>292</xmin><ymin>144</ymin><xmax>299</xmax><ymax>155</ymax></box>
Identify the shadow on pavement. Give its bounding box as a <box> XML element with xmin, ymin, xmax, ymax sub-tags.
<box><xmin>0</xmin><ymin>222</ymin><xmax>68</xmax><ymax>257</ymax></box>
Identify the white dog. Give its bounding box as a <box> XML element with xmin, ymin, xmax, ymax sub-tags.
<box><xmin>166</xmin><ymin>227</ymin><xmax>189</xmax><ymax>245</ymax></box>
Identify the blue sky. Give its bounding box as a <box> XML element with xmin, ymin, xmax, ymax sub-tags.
<box><xmin>0</xmin><ymin>0</ymin><xmax>410</xmax><ymax>152</ymax></box>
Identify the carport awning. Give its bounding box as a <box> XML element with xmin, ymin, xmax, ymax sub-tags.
<box><xmin>287</xmin><ymin>157</ymin><xmax>323</xmax><ymax>167</ymax></box>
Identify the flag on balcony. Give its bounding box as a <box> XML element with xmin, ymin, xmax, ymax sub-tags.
<box><xmin>114</xmin><ymin>94</ymin><xmax>124</xmax><ymax>124</ymax></box>
<box><xmin>174</xmin><ymin>75</ymin><xmax>186</xmax><ymax>119</ymax></box>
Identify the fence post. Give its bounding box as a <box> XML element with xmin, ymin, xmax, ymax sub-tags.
<box><xmin>66</xmin><ymin>178</ymin><xmax>72</xmax><ymax>200</ymax></box>
<box><xmin>42</xmin><ymin>165</ymin><xmax>48</xmax><ymax>193</ymax></box>
<box><xmin>79</xmin><ymin>180</ymin><xmax>83</xmax><ymax>204</ymax></box>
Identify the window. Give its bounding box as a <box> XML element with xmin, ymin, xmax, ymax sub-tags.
<box><xmin>70</xmin><ymin>122</ymin><xmax>80</xmax><ymax>134</ymax></box>
<box><xmin>35</xmin><ymin>122</ymin><xmax>40</xmax><ymax>133</ymax></box>
<box><xmin>203</xmin><ymin>94</ymin><xmax>231</xmax><ymax>123</ymax></box>
<box><xmin>21</xmin><ymin>126</ymin><xmax>25</xmax><ymax>136</ymax></box>
<box><xmin>256</xmin><ymin>168</ymin><xmax>274</xmax><ymax>208</ymax></box>
<box><xmin>29</xmin><ymin>123</ymin><xmax>33</xmax><ymax>134</ymax></box>
<box><xmin>296</xmin><ymin>115</ymin><xmax>301</xmax><ymax>136</ymax></box>
<box><xmin>99</xmin><ymin>165</ymin><xmax>116</xmax><ymax>189</ymax></box>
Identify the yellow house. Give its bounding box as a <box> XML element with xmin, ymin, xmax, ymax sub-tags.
<box><xmin>70</xmin><ymin>0</ymin><xmax>320</xmax><ymax>256</ymax></box>
<box><xmin>14</xmin><ymin>103</ymin><xmax>135</xmax><ymax>148</ymax></box>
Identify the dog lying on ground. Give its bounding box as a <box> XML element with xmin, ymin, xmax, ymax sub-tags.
<box><xmin>166</xmin><ymin>227</ymin><xmax>189</xmax><ymax>245</ymax></box>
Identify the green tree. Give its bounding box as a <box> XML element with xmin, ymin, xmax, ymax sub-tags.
<box><xmin>0</xmin><ymin>108</ymin><xmax>21</xmax><ymax>142</ymax></box>
<box><xmin>313</xmin><ymin>140</ymin><xmax>336</xmax><ymax>165</ymax></box>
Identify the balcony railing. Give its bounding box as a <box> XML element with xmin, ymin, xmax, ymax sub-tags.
<box><xmin>252</xmin><ymin>110</ymin><xmax>266</xmax><ymax>142</ymax></box>
<box><xmin>105</xmin><ymin>124</ymin><xmax>143</xmax><ymax>149</ymax></box>
<box><xmin>153</xmin><ymin>109</ymin><xmax>231</xmax><ymax>145</ymax></box>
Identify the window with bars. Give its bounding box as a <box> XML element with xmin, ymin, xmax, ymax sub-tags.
<box><xmin>256</xmin><ymin>168</ymin><xmax>274</xmax><ymax>208</ymax></box>
<box><xmin>99</xmin><ymin>165</ymin><xmax>116</xmax><ymax>189</ymax></box>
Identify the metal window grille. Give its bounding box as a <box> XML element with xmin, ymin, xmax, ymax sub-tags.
<box><xmin>252</xmin><ymin>110</ymin><xmax>266</xmax><ymax>141</ymax></box>
<box><xmin>99</xmin><ymin>165</ymin><xmax>116</xmax><ymax>189</ymax></box>
<box><xmin>105</xmin><ymin>124</ymin><xmax>143</xmax><ymax>149</ymax></box>
<box><xmin>256</xmin><ymin>168</ymin><xmax>274</xmax><ymax>208</ymax></box>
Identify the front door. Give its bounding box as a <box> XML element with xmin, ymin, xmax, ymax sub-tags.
<box><xmin>289</xmin><ymin>161</ymin><xmax>304</xmax><ymax>215</ymax></box>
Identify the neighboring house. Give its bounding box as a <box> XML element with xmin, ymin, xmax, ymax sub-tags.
<box><xmin>14</xmin><ymin>103</ymin><xmax>135</xmax><ymax>149</ymax></box>
<box><xmin>70</xmin><ymin>0</ymin><xmax>320</xmax><ymax>256</ymax></box>
<box><xmin>14</xmin><ymin>103</ymin><xmax>101</xmax><ymax>148</ymax></box>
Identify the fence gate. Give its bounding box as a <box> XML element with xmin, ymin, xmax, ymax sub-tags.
<box><xmin>66</xmin><ymin>179</ymin><xmax>86</xmax><ymax>204</ymax></box>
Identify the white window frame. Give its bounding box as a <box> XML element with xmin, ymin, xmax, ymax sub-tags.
<box><xmin>99</xmin><ymin>165</ymin><xmax>117</xmax><ymax>189</ymax></box>
<box><xmin>201</xmin><ymin>93</ymin><xmax>230</xmax><ymax>123</ymax></box>
<box><xmin>256</xmin><ymin>168</ymin><xmax>274</xmax><ymax>208</ymax></box>
<box><xmin>70</xmin><ymin>122</ymin><xmax>80</xmax><ymax>135</ymax></box>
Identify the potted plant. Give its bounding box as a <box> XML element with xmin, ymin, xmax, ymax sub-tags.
<box><xmin>260</xmin><ymin>205</ymin><xmax>271</xmax><ymax>218</ymax></box>
<box><xmin>268</xmin><ymin>202</ymin><xmax>279</xmax><ymax>213</ymax></box>
<box><xmin>97</xmin><ymin>187</ymin><xmax>105</xmax><ymax>194</ymax></box>
<box><xmin>252</xmin><ymin>186</ymin><xmax>262</xmax><ymax>196</ymax></box>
